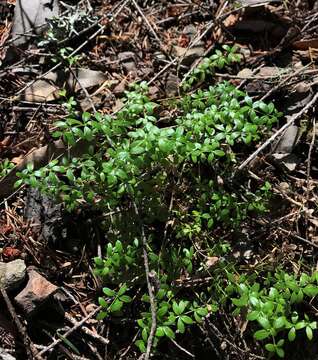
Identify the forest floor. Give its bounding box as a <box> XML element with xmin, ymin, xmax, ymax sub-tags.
<box><xmin>1</xmin><ymin>0</ymin><xmax>318</xmax><ymax>359</ymax></box>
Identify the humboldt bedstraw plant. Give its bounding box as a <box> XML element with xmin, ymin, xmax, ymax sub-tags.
<box><xmin>0</xmin><ymin>158</ymin><xmax>14</xmax><ymax>179</ymax></box>
<box><xmin>227</xmin><ymin>271</ymin><xmax>318</xmax><ymax>358</ymax></box>
<box><xmin>16</xmin><ymin>46</ymin><xmax>304</xmax><ymax>356</ymax></box>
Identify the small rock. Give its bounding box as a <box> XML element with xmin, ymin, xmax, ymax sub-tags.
<box><xmin>165</xmin><ymin>74</ymin><xmax>180</xmax><ymax>97</ymax></box>
<box><xmin>258</xmin><ymin>66</ymin><xmax>282</xmax><ymax>78</ymax></box>
<box><xmin>237</xmin><ymin>68</ymin><xmax>253</xmax><ymax>78</ymax></box>
<box><xmin>273</xmin><ymin>125</ymin><xmax>299</xmax><ymax>153</ymax></box>
<box><xmin>118</xmin><ymin>51</ymin><xmax>135</xmax><ymax>62</ymax></box>
<box><xmin>15</xmin><ymin>269</ymin><xmax>58</xmax><ymax>315</ymax></box>
<box><xmin>113</xmin><ymin>79</ymin><xmax>127</xmax><ymax>95</ymax></box>
<box><xmin>148</xmin><ymin>86</ymin><xmax>160</xmax><ymax>99</ymax></box>
<box><xmin>294</xmin><ymin>81</ymin><xmax>311</xmax><ymax>93</ymax></box>
<box><xmin>278</xmin><ymin>182</ymin><xmax>290</xmax><ymax>191</ymax></box>
<box><xmin>154</xmin><ymin>51</ymin><xmax>166</xmax><ymax>62</ymax></box>
<box><xmin>118</xmin><ymin>52</ymin><xmax>137</xmax><ymax>74</ymax></box>
<box><xmin>0</xmin><ymin>259</ymin><xmax>26</xmax><ymax>291</ymax></box>
<box><xmin>173</xmin><ymin>45</ymin><xmax>205</xmax><ymax>67</ymax></box>
<box><xmin>182</xmin><ymin>25</ymin><xmax>197</xmax><ymax>36</ymax></box>
<box><xmin>0</xmin><ymin>349</ymin><xmax>16</xmax><ymax>360</ymax></box>
<box><xmin>11</xmin><ymin>0</ymin><xmax>59</xmax><ymax>46</ymax></box>
<box><xmin>272</xmin><ymin>153</ymin><xmax>300</xmax><ymax>172</ymax></box>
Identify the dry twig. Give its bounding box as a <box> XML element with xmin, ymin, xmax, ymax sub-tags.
<box><xmin>1</xmin><ymin>288</ymin><xmax>43</xmax><ymax>360</ymax></box>
<box><xmin>238</xmin><ymin>91</ymin><xmax>318</xmax><ymax>170</ymax></box>
<box><xmin>36</xmin><ymin>306</ymin><xmax>102</xmax><ymax>358</ymax></box>
<box><xmin>132</xmin><ymin>201</ymin><xmax>156</xmax><ymax>360</ymax></box>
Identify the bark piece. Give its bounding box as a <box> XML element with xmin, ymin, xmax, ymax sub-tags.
<box><xmin>15</xmin><ymin>269</ymin><xmax>58</xmax><ymax>315</ymax></box>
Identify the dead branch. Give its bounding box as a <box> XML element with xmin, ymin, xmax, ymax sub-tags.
<box><xmin>238</xmin><ymin>91</ymin><xmax>318</xmax><ymax>170</ymax></box>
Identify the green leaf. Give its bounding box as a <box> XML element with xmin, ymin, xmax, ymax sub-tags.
<box><xmin>142</xmin><ymin>328</ymin><xmax>148</xmax><ymax>342</ymax></box>
<box><xmin>14</xmin><ymin>179</ymin><xmax>23</xmax><ymax>188</ymax></box>
<box><xmin>157</xmin><ymin>305</ymin><xmax>169</xmax><ymax>318</ymax></box>
<box><xmin>96</xmin><ymin>311</ymin><xmax>107</xmax><ymax>320</ymax></box>
<box><xmin>265</xmin><ymin>343</ymin><xmax>276</xmax><ymax>352</ymax></box>
<box><xmin>249</xmin><ymin>296</ymin><xmax>259</xmax><ymax>307</ymax></box>
<box><xmin>94</xmin><ymin>257</ymin><xmax>103</xmax><ymax>266</ymax></box>
<box><xmin>178</xmin><ymin>301</ymin><xmax>187</xmax><ymax>314</ymax></box>
<box><xmin>254</xmin><ymin>329</ymin><xmax>270</xmax><ymax>340</ymax></box>
<box><xmin>131</xmin><ymin>146</ymin><xmax>145</xmax><ymax>155</ymax></box>
<box><xmin>137</xmin><ymin>319</ymin><xmax>145</xmax><ymax>328</ymax></box>
<box><xmin>213</xmin><ymin>149</ymin><xmax>225</xmax><ymax>157</ymax></box>
<box><xmin>180</xmin><ymin>315</ymin><xmax>193</xmax><ymax>324</ymax></box>
<box><xmin>155</xmin><ymin>327</ymin><xmax>165</xmax><ymax>337</ymax></box>
<box><xmin>274</xmin><ymin>316</ymin><xmax>286</xmax><ymax>329</ymax></box>
<box><xmin>306</xmin><ymin>326</ymin><xmax>313</xmax><ymax>340</ymax></box>
<box><xmin>82</xmin><ymin>112</ymin><xmax>91</xmax><ymax>122</ymax></box>
<box><xmin>135</xmin><ymin>340</ymin><xmax>146</xmax><ymax>353</ymax></box>
<box><xmin>158</xmin><ymin>138</ymin><xmax>173</xmax><ymax>153</ymax></box>
<box><xmin>194</xmin><ymin>312</ymin><xmax>203</xmax><ymax>323</ymax></box>
<box><xmin>303</xmin><ymin>284</ymin><xmax>318</xmax><ymax>297</ymax></box>
<box><xmin>276</xmin><ymin>347</ymin><xmax>285</xmax><ymax>358</ymax></box>
<box><xmin>173</xmin><ymin>302</ymin><xmax>181</xmax><ymax>315</ymax></box>
<box><xmin>177</xmin><ymin>318</ymin><xmax>185</xmax><ymax>333</ymax></box>
<box><xmin>120</xmin><ymin>295</ymin><xmax>132</xmax><ymax>303</ymax></box>
<box><xmin>247</xmin><ymin>311</ymin><xmax>259</xmax><ymax>321</ymax></box>
<box><xmin>258</xmin><ymin>316</ymin><xmax>271</xmax><ymax>329</ymax></box>
<box><xmin>277</xmin><ymin>339</ymin><xmax>285</xmax><ymax>347</ymax></box>
<box><xmin>163</xmin><ymin>326</ymin><xmax>175</xmax><ymax>339</ymax></box>
<box><xmin>66</xmin><ymin>169</ymin><xmax>75</xmax><ymax>181</ymax></box>
<box><xmin>295</xmin><ymin>321</ymin><xmax>306</xmax><ymax>330</ymax></box>
<box><xmin>98</xmin><ymin>297</ymin><xmax>108</xmax><ymax>308</ymax></box>
<box><xmin>196</xmin><ymin>308</ymin><xmax>208</xmax><ymax>317</ymax></box>
<box><xmin>57</xmin><ymin>332</ymin><xmax>80</xmax><ymax>355</ymax></box>
<box><xmin>232</xmin><ymin>295</ymin><xmax>248</xmax><ymax>307</ymax></box>
<box><xmin>103</xmin><ymin>287</ymin><xmax>116</xmax><ymax>297</ymax></box>
<box><xmin>27</xmin><ymin>162</ymin><xmax>34</xmax><ymax>172</ymax></box>
<box><xmin>110</xmin><ymin>299</ymin><xmax>123</xmax><ymax>312</ymax></box>
<box><xmin>288</xmin><ymin>327</ymin><xmax>296</xmax><ymax>342</ymax></box>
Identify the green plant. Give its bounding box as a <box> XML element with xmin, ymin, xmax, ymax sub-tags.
<box><xmin>38</xmin><ymin>11</ymin><xmax>98</xmax><ymax>47</ymax></box>
<box><xmin>227</xmin><ymin>270</ymin><xmax>318</xmax><ymax>358</ymax></box>
<box><xmin>97</xmin><ymin>283</ymin><xmax>133</xmax><ymax>320</ymax></box>
<box><xmin>0</xmin><ymin>159</ymin><xmax>14</xmax><ymax>178</ymax></box>
<box><xmin>15</xmin><ymin>48</ymin><xmax>283</xmax><ymax>355</ymax></box>
<box><xmin>182</xmin><ymin>45</ymin><xmax>242</xmax><ymax>91</ymax></box>
<box><xmin>136</xmin><ymin>286</ymin><xmax>211</xmax><ymax>352</ymax></box>
<box><xmin>51</xmin><ymin>46</ymin><xmax>81</xmax><ymax>65</ymax></box>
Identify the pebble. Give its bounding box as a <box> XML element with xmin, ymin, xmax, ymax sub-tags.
<box><xmin>0</xmin><ymin>259</ymin><xmax>26</xmax><ymax>291</ymax></box>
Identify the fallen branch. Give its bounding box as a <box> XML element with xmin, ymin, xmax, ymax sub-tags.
<box><xmin>132</xmin><ymin>201</ymin><xmax>157</xmax><ymax>360</ymax></box>
<box><xmin>1</xmin><ymin>288</ymin><xmax>43</xmax><ymax>360</ymax></box>
<box><xmin>64</xmin><ymin>312</ymin><xmax>109</xmax><ymax>346</ymax></box>
<box><xmin>36</xmin><ymin>306</ymin><xmax>102</xmax><ymax>358</ymax></box>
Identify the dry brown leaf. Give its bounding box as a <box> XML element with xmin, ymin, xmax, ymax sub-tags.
<box><xmin>206</xmin><ymin>256</ymin><xmax>219</xmax><ymax>267</ymax></box>
<box><xmin>223</xmin><ymin>14</ymin><xmax>239</xmax><ymax>28</ymax></box>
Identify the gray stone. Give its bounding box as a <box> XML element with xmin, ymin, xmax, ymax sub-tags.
<box><xmin>118</xmin><ymin>52</ymin><xmax>137</xmax><ymax>74</ymax></box>
<box><xmin>173</xmin><ymin>45</ymin><xmax>205</xmax><ymax>67</ymax></box>
<box><xmin>165</xmin><ymin>74</ymin><xmax>180</xmax><ymax>97</ymax></box>
<box><xmin>11</xmin><ymin>0</ymin><xmax>59</xmax><ymax>46</ymax></box>
<box><xmin>0</xmin><ymin>259</ymin><xmax>26</xmax><ymax>291</ymax></box>
<box><xmin>182</xmin><ymin>25</ymin><xmax>197</xmax><ymax>36</ymax></box>
<box><xmin>274</xmin><ymin>125</ymin><xmax>299</xmax><ymax>154</ymax></box>
<box><xmin>0</xmin><ymin>349</ymin><xmax>16</xmax><ymax>360</ymax></box>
